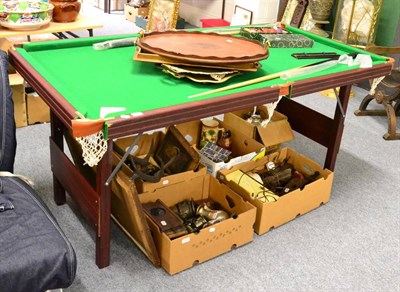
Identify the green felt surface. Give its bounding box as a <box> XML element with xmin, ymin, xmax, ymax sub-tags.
<box><xmin>17</xmin><ymin>26</ymin><xmax>387</xmax><ymax>119</ymax></box>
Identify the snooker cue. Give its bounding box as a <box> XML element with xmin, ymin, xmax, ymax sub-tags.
<box><xmin>188</xmin><ymin>59</ymin><xmax>339</xmax><ymax>99</ymax></box>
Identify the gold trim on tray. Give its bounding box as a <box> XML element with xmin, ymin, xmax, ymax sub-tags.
<box><xmin>146</xmin><ymin>0</ymin><xmax>181</xmax><ymax>32</ymax></box>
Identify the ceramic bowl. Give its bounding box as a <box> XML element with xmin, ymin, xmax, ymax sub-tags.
<box><xmin>0</xmin><ymin>1</ymin><xmax>54</xmax><ymax>30</ymax></box>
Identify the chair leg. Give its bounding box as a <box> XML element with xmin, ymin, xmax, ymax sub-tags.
<box><xmin>354</xmin><ymin>94</ymin><xmax>387</xmax><ymax>116</ymax></box>
<box><xmin>394</xmin><ymin>98</ymin><xmax>400</xmax><ymax>113</ymax></box>
<box><xmin>382</xmin><ymin>100</ymin><xmax>400</xmax><ymax>140</ymax></box>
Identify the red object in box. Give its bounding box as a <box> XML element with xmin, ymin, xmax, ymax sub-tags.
<box><xmin>200</xmin><ymin>19</ymin><xmax>230</xmax><ymax>28</ymax></box>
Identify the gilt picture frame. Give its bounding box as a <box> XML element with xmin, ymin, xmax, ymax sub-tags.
<box><xmin>146</xmin><ymin>0</ymin><xmax>181</xmax><ymax>32</ymax></box>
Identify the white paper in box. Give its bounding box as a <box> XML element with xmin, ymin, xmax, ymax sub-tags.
<box><xmin>200</xmin><ymin>148</ymin><xmax>265</xmax><ymax>177</ymax></box>
<box><xmin>175</xmin><ymin>119</ymin><xmax>266</xmax><ymax>177</ymax></box>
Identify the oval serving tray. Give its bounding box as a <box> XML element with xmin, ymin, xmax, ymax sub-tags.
<box><xmin>137</xmin><ymin>31</ymin><xmax>269</xmax><ymax>64</ymax></box>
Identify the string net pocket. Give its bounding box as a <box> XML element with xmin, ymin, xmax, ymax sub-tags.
<box><xmin>261</xmin><ymin>96</ymin><xmax>283</xmax><ymax>128</ymax></box>
<box><xmin>369</xmin><ymin>76</ymin><xmax>385</xmax><ymax>95</ymax></box>
<box><xmin>76</xmin><ymin>130</ymin><xmax>108</xmax><ymax>167</ymax></box>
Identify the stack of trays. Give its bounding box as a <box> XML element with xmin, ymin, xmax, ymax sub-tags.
<box><xmin>134</xmin><ymin>30</ymin><xmax>269</xmax><ymax>83</ymax></box>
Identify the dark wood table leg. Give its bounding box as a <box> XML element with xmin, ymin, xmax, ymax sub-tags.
<box><xmin>95</xmin><ymin>139</ymin><xmax>113</xmax><ymax>268</ymax></box>
<box><xmin>50</xmin><ymin>112</ymin><xmax>66</xmax><ymax>205</ymax></box>
<box><xmin>324</xmin><ymin>85</ymin><xmax>352</xmax><ymax>170</ymax></box>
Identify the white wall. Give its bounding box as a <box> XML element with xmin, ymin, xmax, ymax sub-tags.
<box><xmin>179</xmin><ymin>0</ymin><xmax>226</xmax><ymax>27</ymax></box>
<box><xmin>179</xmin><ymin>0</ymin><xmax>279</xmax><ymax>27</ymax></box>
<box><xmin>233</xmin><ymin>0</ymin><xmax>279</xmax><ymax>24</ymax></box>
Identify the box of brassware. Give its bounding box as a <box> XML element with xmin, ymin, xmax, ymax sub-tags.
<box><xmin>113</xmin><ymin>128</ymin><xmax>205</xmax><ymax>194</ymax></box>
<box><xmin>139</xmin><ymin>174</ymin><xmax>257</xmax><ymax>275</ymax></box>
<box><xmin>218</xmin><ymin>147</ymin><xmax>334</xmax><ymax>235</ymax></box>
<box><xmin>223</xmin><ymin>106</ymin><xmax>294</xmax><ymax>154</ymax></box>
<box><xmin>175</xmin><ymin>119</ymin><xmax>265</xmax><ymax>177</ymax></box>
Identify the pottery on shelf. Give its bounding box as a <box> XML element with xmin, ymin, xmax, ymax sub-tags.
<box><xmin>50</xmin><ymin>0</ymin><xmax>81</xmax><ymax>23</ymax></box>
<box><xmin>308</xmin><ymin>0</ymin><xmax>335</xmax><ymax>37</ymax></box>
<box><xmin>0</xmin><ymin>1</ymin><xmax>54</xmax><ymax>31</ymax></box>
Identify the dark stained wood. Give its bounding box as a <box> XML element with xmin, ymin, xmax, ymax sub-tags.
<box><xmin>277</xmin><ymin>97</ymin><xmax>333</xmax><ymax>148</ymax></box>
<box><xmin>277</xmin><ymin>0</ymin><xmax>289</xmax><ymax>21</ymax></box>
<box><xmin>324</xmin><ymin>85</ymin><xmax>352</xmax><ymax>170</ymax></box>
<box><xmin>51</xmin><ymin>112</ymin><xmax>66</xmax><ymax>205</ymax></box>
<box><xmin>95</xmin><ymin>139</ymin><xmax>113</xmax><ymax>268</ymax></box>
<box><xmin>290</xmin><ymin>0</ymin><xmax>308</xmax><ymax>28</ymax></box>
<box><xmin>50</xmin><ymin>138</ymin><xmax>99</xmax><ymax>228</ymax></box>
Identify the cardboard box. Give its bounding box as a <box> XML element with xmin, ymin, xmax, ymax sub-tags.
<box><xmin>176</xmin><ymin>119</ymin><xmax>265</xmax><ymax>177</ymax></box>
<box><xmin>9</xmin><ymin>73</ymin><xmax>27</xmax><ymax>128</ymax></box>
<box><xmin>223</xmin><ymin>106</ymin><xmax>294</xmax><ymax>154</ymax></box>
<box><xmin>218</xmin><ymin>147</ymin><xmax>334</xmax><ymax>235</ymax></box>
<box><xmin>135</xmin><ymin>15</ymin><xmax>148</xmax><ymax>29</ymax></box>
<box><xmin>114</xmin><ymin>131</ymin><xmax>205</xmax><ymax>193</ymax></box>
<box><xmin>124</xmin><ymin>4</ymin><xmax>149</xmax><ymax>22</ymax></box>
<box><xmin>0</xmin><ymin>38</ymin><xmax>13</xmax><ymax>54</ymax></box>
<box><xmin>139</xmin><ymin>174</ymin><xmax>257</xmax><ymax>274</ymax></box>
<box><xmin>26</xmin><ymin>92</ymin><xmax>50</xmax><ymax>125</ymax></box>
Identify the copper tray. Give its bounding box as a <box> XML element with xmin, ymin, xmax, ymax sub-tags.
<box><xmin>136</xmin><ymin>31</ymin><xmax>269</xmax><ymax>64</ymax></box>
<box><xmin>133</xmin><ymin>47</ymin><xmax>261</xmax><ymax>72</ymax></box>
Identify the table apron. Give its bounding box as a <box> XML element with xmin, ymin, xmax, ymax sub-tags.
<box><xmin>50</xmin><ymin>138</ymin><xmax>99</xmax><ymax>229</ymax></box>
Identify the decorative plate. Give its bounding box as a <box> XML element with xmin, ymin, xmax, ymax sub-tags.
<box><xmin>137</xmin><ymin>31</ymin><xmax>269</xmax><ymax>64</ymax></box>
<box><xmin>0</xmin><ymin>1</ymin><xmax>53</xmax><ymax>31</ymax></box>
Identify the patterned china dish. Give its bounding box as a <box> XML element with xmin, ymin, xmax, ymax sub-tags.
<box><xmin>0</xmin><ymin>1</ymin><xmax>54</xmax><ymax>30</ymax></box>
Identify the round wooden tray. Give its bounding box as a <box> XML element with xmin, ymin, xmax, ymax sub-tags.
<box><xmin>137</xmin><ymin>31</ymin><xmax>269</xmax><ymax>64</ymax></box>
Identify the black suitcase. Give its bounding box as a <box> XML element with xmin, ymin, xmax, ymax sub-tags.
<box><xmin>0</xmin><ymin>175</ymin><xmax>77</xmax><ymax>292</ymax></box>
<box><xmin>0</xmin><ymin>50</ymin><xmax>16</xmax><ymax>173</ymax></box>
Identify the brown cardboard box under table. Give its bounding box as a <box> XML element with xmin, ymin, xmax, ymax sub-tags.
<box><xmin>26</xmin><ymin>92</ymin><xmax>50</xmax><ymax>125</ymax></box>
<box><xmin>110</xmin><ymin>160</ymin><xmax>256</xmax><ymax>274</ymax></box>
<box><xmin>9</xmin><ymin>73</ymin><xmax>27</xmax><ymax>128</ymax></box>
<box><xmin>138</xmin><ymin>174</ymin><xmax>256</xmax><ymax>275</ymax></box>
<box><xmin>114</xmin><ymin>130</ymin><xmax>204</xmax><ymax>194</ymax></box>
<box><xmin>175</xmin><ymin>119</ymin><xmax>265</xmax><ymax>177</ymax></box>
<box><xmin>223</xmin><ymin>106</ymin><xmax>294</xmax><ymax>154</ymax></box>
<box><xmin>218</xmin><ymin>147</ymin><xmax>334</xmax><ymax>235</ymax></box>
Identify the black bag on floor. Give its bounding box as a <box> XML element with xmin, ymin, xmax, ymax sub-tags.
<box><xmin>0</xmin><ymin>175</ymin><xmax>77</xmax><ymax>292</ymax></box>
<box><xmin>0</xmin><ymin>50</ymin><xmax>17</xmax><ymax>173</ymax></box>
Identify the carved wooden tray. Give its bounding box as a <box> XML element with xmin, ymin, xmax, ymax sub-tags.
<box><xmin>136</xmin><ymin>31</ymin><xmax>269</xmax><ymax>64</ymax></box>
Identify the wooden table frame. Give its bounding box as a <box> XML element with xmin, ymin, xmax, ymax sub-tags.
<box><xmin>9</xmin><ymin>45</ymin><xmax>393</xmax><ymax>269</ymax></box>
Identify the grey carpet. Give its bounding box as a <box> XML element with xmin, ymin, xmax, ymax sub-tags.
<box><xmin>14</xmin><ymin>4</ymin><xmax>400</xmax><ymax>292</ymax></box>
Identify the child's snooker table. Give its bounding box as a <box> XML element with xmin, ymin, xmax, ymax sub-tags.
<box><xmin>8</xmin><ymin>25</ymin><xmax>393</xmax><ymax>269</ymax></box>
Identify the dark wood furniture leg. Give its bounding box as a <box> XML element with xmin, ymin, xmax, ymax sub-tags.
<box><xmin>277</xmin><ymin>85</ymin><xmax>352</xmax><ymax>171</ymax></box>
<box><xmin>355</xmin><ymin>46</ymin><xmax>400</xmax><ymax>140</ymax></box>
<box><xmin>325</xmin><ymin>85</ymin><xmax>352</xmax><ymax>170</ymax></box>
<box><xmin>51</xmin><ymin>112</ymin><xmax>66</xmax><ymax>205</ymax></box>
<box><xmin>354</xmin><ymin>70</ymin><xmax>400</xmax><ymax>140</ymax></box>
<box><xmin>50</xmin><ymin>112</ymin><xmax>112</xmax><ymax>268</ymax></box>
<box><xmin>95</xmin><ymin>140</ymin><xmax>113</xmax><ymax>268</ymax></box>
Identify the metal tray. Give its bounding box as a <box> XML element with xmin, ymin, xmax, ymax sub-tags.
<box><xmin>133</xmin><ymin>46</ymin><xmax>261</xmax><ymax>72</ymax></box>
<box><xmin>136</xmin><ymin>30</ymin><xmax>269</xmax><ymax>64</ymax></box>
